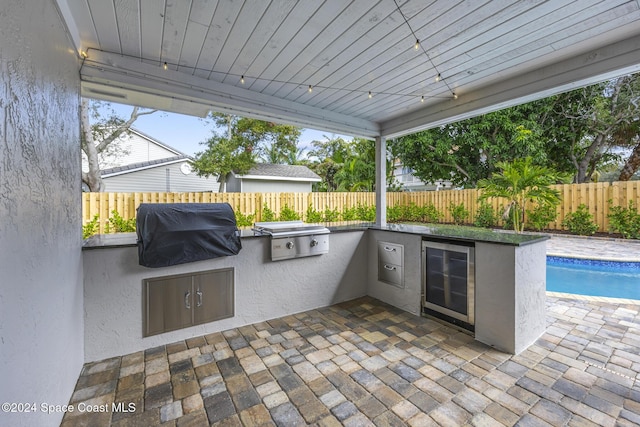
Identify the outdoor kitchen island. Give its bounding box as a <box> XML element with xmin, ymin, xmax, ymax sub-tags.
<box><xmin>82</xmin><ymin>224</ymin><xmax>548</xmax><ymax>363</ymax></box>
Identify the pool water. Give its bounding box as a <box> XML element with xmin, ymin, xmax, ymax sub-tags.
<box><xmin>546</xmin><ymin>256</ymin><xmax>640</xmax><ymax>300</ymax></box>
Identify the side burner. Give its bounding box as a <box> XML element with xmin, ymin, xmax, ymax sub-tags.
<box><xmin>253</xmin><ymin>221</ymin><xmax>330</xmax><ymax>261</ymax></box>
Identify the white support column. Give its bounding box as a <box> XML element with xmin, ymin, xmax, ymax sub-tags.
<box><xmin>375</xmin><ymin>136</ymin><xmax>387</xmax><ymax>227</ymax></box>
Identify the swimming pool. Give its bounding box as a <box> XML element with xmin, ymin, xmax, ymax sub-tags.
<box><xmin>546</xmin><ymin>256</ymin><xmax>640</xmax><ymax>300</ymax></box>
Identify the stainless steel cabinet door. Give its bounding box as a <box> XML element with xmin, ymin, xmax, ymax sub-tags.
<box><xmin>144</xmin><ymin>275</ymin><xmax>193</xmax><ymax>336</ymax></box>
<box><xmin>193</xmin><ymin>268</ymin><xmax>234</xmax><ymax>325</ymax></box>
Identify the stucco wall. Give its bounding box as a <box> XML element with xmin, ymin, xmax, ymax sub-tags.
<box><xmin>475</xmin><ymin>241</ymin><xmax>547</xmax><ymax>354</ymax></box>
<box><xmin>366</xmin><ymin>230</ymin><xmax>423</xmax><ymax>316</ymax></box>
<box><xmin>0</xmin><ymin>1</ymin><xmax>84</xmax><ymax>426</ymax></box>
<box><xmin>83</xmin><ymin>232</ymin><xmax>368</xmax><ymax>362</ymax></box>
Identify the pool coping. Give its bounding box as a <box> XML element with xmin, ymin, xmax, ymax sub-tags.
<box><xmin>546</xmin><ymin>291</ymin><xmax>640</xmax><ymax>305</ymax></box>
<box><xmin>547</xmin><ymin>251</ymin><xmax>640</xmax><ymax>263</ymax></box>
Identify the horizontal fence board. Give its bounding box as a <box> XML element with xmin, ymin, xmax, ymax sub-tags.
<box><xmin>82</xmin><ymin>181</ymin><xmax>640</xmax><ymax>235</ymax></box>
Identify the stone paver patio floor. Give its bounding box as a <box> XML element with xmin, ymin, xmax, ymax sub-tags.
<box><xmin>62</xmin><ymin>295</ymin><xmax>640</xmax><ymax>426</ymax></box>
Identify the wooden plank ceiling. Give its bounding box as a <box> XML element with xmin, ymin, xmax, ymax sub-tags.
<box><xmin>57</xmin><ymin>0</ymin><xmax>640</xmax><ymax>138</ymax></box>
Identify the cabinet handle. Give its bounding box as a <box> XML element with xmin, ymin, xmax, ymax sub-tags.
<box><xmin>384</xmin><ymin>246</ymin><xmax>396</xmax><ymax>252</ymax></box>
<box><xmin>196</xmin><ymin>289</ymin><xmax>203</xmax><ymax>307</ymax></box>
<box><xmin>384</xmin><ymin>264</ymin><xmax>396</xmax><ymax>271</ymax></box>
<box><xmin>184</xmin><ymin>291</ymin><xmax>191</xmax><ymax>309</ymax></box>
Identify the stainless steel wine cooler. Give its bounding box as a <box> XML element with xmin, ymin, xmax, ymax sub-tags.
<box><xmin>422</xmin><ymin>240</ymin><xmax>475</xmax><ymax>330</ymax></box>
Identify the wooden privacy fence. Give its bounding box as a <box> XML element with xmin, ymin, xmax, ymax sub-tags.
<box><xmin>83</xmin><ymin>181</ymin><xmax>640</xmax><ymax>234</ymax></box>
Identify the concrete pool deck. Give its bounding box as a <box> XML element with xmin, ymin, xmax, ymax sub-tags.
<box><xmin>546</xmin><ymin>235</ymin><xmax>640</xmax><ymax>263</ymax></box>
<box><xmin>546</xmin><ymin>235</ymin><xmax>640</xmax><ymax>305</ymax></box>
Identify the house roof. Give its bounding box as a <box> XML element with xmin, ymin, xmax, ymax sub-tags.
<box><xmin>233</xmin><ymin>164</ymin><xmax>321</xmax><ymax>182</ymax></box>
<box><xmin>101</xmin><ymin>155</ymin><xmax>191</xmax><ymax>178</ymax></box>
<box><xmin>60</xmin><ymin>1</ymin><xmax>640</xmax><ymax>139</ymax></box>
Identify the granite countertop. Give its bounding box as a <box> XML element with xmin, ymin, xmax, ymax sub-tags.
<box><xmin>370</xmin><ymin>223</ymin><xmax>549</xmax><ymax>246</ymax></box>
<box><xmin>83</xmin><ymin>222</ymin><xmax>547</xmax><ymax>249</ymax></box>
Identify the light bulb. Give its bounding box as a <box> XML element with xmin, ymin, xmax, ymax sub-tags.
<box><xmin>308</xmin><ymin>85</ymin><xmax>313</xmax><ymax>93</ymax></box>
<box><xmin>368</xmin><ymin>91</ymin><xmax>372</xmax><ymax>99</ymax></box>
<box><xmin>241</xmin><ymin>75</ymin><xmax>245</xmax><ymax>84</ymax></box>
<box><xmin>435</xmin><ymin>73</ymin><xmax>441</xmax><ymax>82</ymax></box>
<box><xmin>163</xmin><ymin>62</ymin><xmax>168</xmax><ymax>70</ymax></box>
<box><xmin>421</xmin><ymin>96</ymin><xmax>424</xmax><ymax>103</ymax></box>
<box><xmin>415</xmin><ymin>39</ymin><xmax>420</xmax><ymax>50</ymax></box>
<box><xmin>80</xmin><ymin>51</ymin><xmax>88</xmax><ymax>59</ymax></box>
<box><xmin>453</xmin><ymin>92</ymin><xmax>458</xmax><ymax>100</ymax></box>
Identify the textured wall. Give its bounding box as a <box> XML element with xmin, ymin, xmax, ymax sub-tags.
<box><xmin>366</xmin><ymin>230</ymin><xmax>423</xmax><ymax>315</ymax></box>
<box><xmin>475</xmin><ymin>241</ymin><xmax>547</xmax><ymax>354</ymax></box>
<box><xmin>0</xmin><ymin>1</ymin><xmax>83</xmax><ymax>426</ymax></box>
<box><xmin>83</xmin><ymin>232</ymin><xmax>368</xmax><ymax>362</ymax></box>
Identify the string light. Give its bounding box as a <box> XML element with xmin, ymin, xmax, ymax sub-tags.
<box><xmin>394</xmin><ymin>0</ymin><xmax>456</xmax><ymax>97</ymax></box>
<box><xmin>84</xmin><ymin>49</ymin><xmax>457</xmax><ymax>103</ymax></box>
<box><xmin>453</xmin><ymin>92</ymin><xmax>458</xmax><ymax>99</ymax></box>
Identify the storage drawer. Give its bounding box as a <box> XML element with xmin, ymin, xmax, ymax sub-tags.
<box><xmin>378</xmin><ymin>262</ymin><xmax>403</xmax><ymax>288</ymax></box>
<box><xmin>378</xmin><ymin>241</ymin><xmax>403</xmax><ymax>266</ymax></box>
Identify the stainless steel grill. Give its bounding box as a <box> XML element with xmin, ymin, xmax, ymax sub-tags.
<box><xmin>253</xmin><ymin>221</ymin><xmax>330</xmax><ymax>261</ymax></box>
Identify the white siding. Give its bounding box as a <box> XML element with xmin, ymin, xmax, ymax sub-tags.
<box><xmin>82</xmin><ymin>130</ymin><xmax>180</xmax><ymax>171</ymax></box>
<box><xmin>236</xmin><ymin>179</ymin><xmax>312</xmax><ymax>193</ymax></box>
<box><xmin>121</xmin><ymin>132</ymin><xmax>180</xmax><ymax>164</ymax></box>
<box><xmin>103</xmin><ymin>161</ymin><xmax>219</xmax><ymax>192</ymax></box>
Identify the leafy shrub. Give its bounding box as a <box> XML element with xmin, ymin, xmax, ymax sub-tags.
<box><xmin>305</xmin><ymin>205</ymin><xmax>323</xmax><ymax>223</ymax></box>
<box><xmin>387</xmin><ymin>204</ymin><xmax>402</xmax><ymax>222</ymax></box>
<box><xmin>323</xmin><ymin>208</ymin><xmax>341</xmax><ymax>222</ymax></box>
<box><xmin>449</xmin><ymin>202</ymin><xmax>470</xmax><ymax>225</ymax></box>
<box><xmin>501</xmin><ymin>204</ymin><xmax>515</xmax><ymax>230</ymax></box>
<box><xmin>386</xmin><ymin>202</ymin><xmax>442</xmax><ymax>223</ymax></box>
<box><xmin>422</xmin><ymin>203</ymin><xmax>442</xmax><ymax>223</ymax></box>
<box><xmin>261</xmin><ymin>204</ymin><xmax>277</xmax><ymax>222</ymax></box>
<box><xmin>234</xmin><ymin>210</ymin><xmax>255</xmax><ymax>227</ymax></box>
<box><xmin>561</xmin><ymin>204</ymin><xmax>597</xmax><ymax>236</ymax></box>
<box><xmin>608</xmin><ymin>200</ymin><xmax>640</xmax><ymax>239</ymax></box>
<box><xmin>525</xmin><ymin>203</ymin><xmax>558</xmax><ymax>231</ymax></box>
<box><xmin>279</xmin><ymin>204</ymin><xmax>300</xmax><ymax>221</ymax></box>
<box><xmin>83</xmin><ymin>214</ymin><xmax>100</xmax><ymax>239</ymax></box>
<box><xmin>341</xmin><ymin>206</ymin><xmax>358</xmax><ymax>221</ymax></box>
<box><xmin>106</xmin><ymin>210</ymin><xmax>136</xmax><ymax>233</ymax></box>
<box><xmin>474</xmin><ymin>201</ymin><xmax>497</xmax><ymax>228</ymax></box>
<box><xmin>355</xmin><ymin>203</ymin><xmax>376</xmax><ymax>221</ymax></box>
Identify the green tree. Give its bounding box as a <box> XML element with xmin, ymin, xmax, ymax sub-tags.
<box><xmin>307</xmin><ymin>135</ymin><xmax>353</xmax><ymax>191</ymax></box>
<box><xmin>81</xmin><ymin>99</ymin><xmax>157</xmax><ymax>192</ymax></box>
<box><xmin>544</xmin><ymin>75</ymin><xmax>640</xmax><ymax>183</ymax></box>
<box><xmin>309</xmin><ymin>136</ymin><xmax>397</xmax><ymax>192</ymax></box>
<box><xmin>478</xmin><ymin>157</ymin><xmax>564</xmax><ymax>233</ymax></box>
<box><xmin>389</xmin><ymin>104</ymin><xmax>551</xmax><ymax>188</ymax></box>
<box><xmin>192</xmin><ymin>113</ymin><xmax>301</xmax><ymax>191</ymax></box>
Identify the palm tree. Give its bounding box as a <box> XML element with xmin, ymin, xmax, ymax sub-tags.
<box><xmin>478</xmin><ymin>157</ymin><xmax>563</xmax><ymax>233</ymax></box>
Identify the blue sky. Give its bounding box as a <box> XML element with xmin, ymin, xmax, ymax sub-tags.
<box><xmin>100</xmin><ymin>102</ymin><xmax>351</xmax><ymax>157</ymax></box>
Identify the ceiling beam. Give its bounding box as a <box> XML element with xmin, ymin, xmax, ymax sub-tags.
<box><xmin>381</xmin><ymin>32</ymin><xmax>640</xmax><ymax>139</ymax></box>
<box><xmin>80</xmin><ymin>50</ymin><xmax>380</xmax><ymax>138</ymax></box>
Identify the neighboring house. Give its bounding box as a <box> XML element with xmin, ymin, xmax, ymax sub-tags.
<box><xmin>82</xmin><ymin>127</ymin><xmax>219</xmax><ymax>192</ymax></box>
<box><xmin>100</xmin><ymin>156</ymin><xmax>219</xmax><ymax>192</ymax></box>
<box><xmin>392</xmin><ymin>160</ymin><xmax>454</xmax><ymax>191</ymax></box>
<box><xmin>226</xmin><ymin>163</ymin><xmax>321</xmax><ymax>193</ymax></box>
